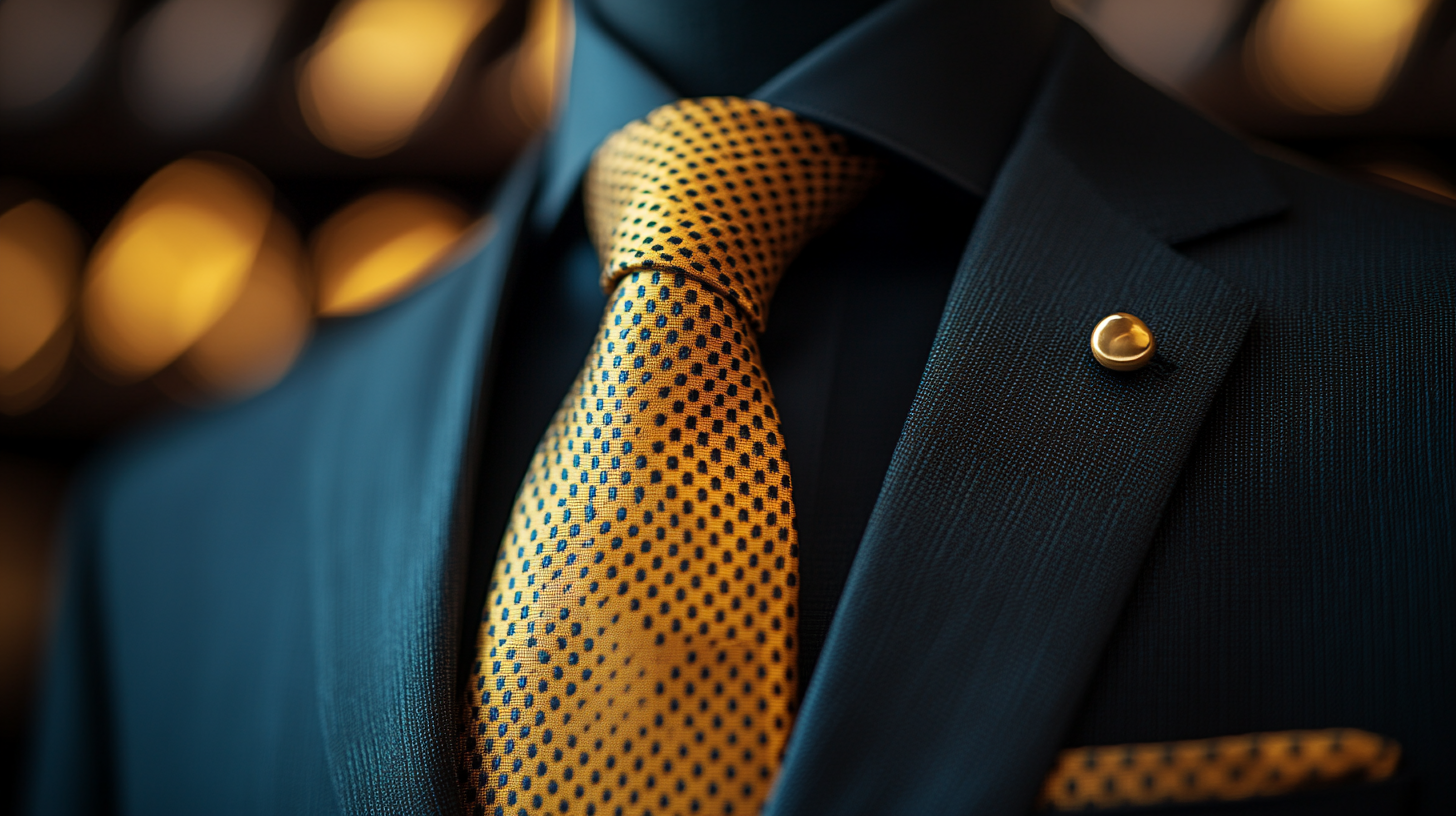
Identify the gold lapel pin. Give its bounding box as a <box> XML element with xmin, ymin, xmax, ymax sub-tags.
<box><xmin>1091</xmin><ymin>312</ymin><xmax>1155</xmax><ymax>371</ymax></box>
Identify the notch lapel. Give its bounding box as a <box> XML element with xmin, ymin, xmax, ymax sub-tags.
<box><xmin>768</xmin><ymin>27</ymin><xmax>1288</xmax><ymax>816</ymax></box>
<box><xmin>302</xmin><ymin>152</ymin><xmax>539</xmax><ymax>815</ymax></box>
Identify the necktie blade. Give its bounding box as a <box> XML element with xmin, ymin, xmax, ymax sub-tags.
<box><xmin>462</xmin><ymin>98</ymin><xmax>876</xmax><ymax>816</ymax></box>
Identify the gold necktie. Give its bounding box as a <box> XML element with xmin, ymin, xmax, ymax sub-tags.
<box><xmin>461</xmin><ymin>98</ymin><xmax>877</xmax><ymax>816</ymax></box>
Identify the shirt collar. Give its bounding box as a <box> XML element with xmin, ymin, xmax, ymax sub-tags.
<box><xmin>533</xmin><ymin>0</ymin><xmax>1061</xmax><ymax>231</ymax></box>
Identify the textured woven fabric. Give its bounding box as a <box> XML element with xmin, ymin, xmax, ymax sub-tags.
<box><xmin>1038</xmin><ymin>730</ymin><xmax>1400</xmax><ymax>810</ymax></box>
<box><xmin>460</xmin><ymin>98</ymin><xmax>876</xmax><ymax>816</ymax></box>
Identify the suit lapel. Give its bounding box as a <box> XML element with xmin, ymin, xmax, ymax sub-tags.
<box><xmin>301</xmin><ymin>151</ymin><xmax>538</xmax><ymax>815</ymax></box>
<box><xmin>768</xmin><ymin>27</ymin><xmax>1287</xmax><ymax>816</ymax></box>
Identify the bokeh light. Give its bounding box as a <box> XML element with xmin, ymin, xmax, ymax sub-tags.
<box><xmin>0</xmin><ymin>0</ymin><xmax>119</xmax><ymax>117</ymax></box>
<box><xmin>179</xmin><ymin>213</ymin><xmax>311</xmax><ymax>396</ymax></box>
<box><xmin>125</xmin><ymin>0</ymin><xmax>292</xmax><ymax>134</ymax></box>
<box><xmin>509</xmin><ymin>0</ymin><xmax>570</xmax><ymax>129</ymax></box>
<box><xmin>82</xmin><ymin>156</ymin><xmax>273</xmax><ymax>381</ymax></box>
<box><xmin>1061</xmin><ymin>0</ymin><xmax>1243</xmax><ymax>91</ymax></box>
<box><xmin>0</xmin><ymin>200</ymin><xmax>84</xmax><ymax>414</ymax></box>
<box><xmin>297</xmin><ymin>0</ymin><xmax>500</xmax><ymax>158</ymax></box>
<box><xmin>1250</xmin><ymin>0</ymin><xmax>1434</xmax><ymax>115</ymax></box>
<box><xmin>313</xmin><ymin>189</ymin><xmax>476</xmax><ymax>316</ymax></box>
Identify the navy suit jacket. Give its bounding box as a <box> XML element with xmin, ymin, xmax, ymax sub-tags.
<box><xmin>27</xmin><ymin>4</ymin><xmax>1455</xmax><ymax>815</ymax></box>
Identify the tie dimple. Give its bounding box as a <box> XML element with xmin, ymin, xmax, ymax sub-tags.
<box><xmin>461</xmin><ymin>97</ymin><xmax>877</xmax><ymax>816</ymax></box>
<box><xmin>586</xmin><ymin>97</ymin><xmax>878</xmax><ymax>330</ymax></box>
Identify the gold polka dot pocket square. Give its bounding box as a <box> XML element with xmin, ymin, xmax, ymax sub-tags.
<box><xmin>1038</xmin><ymin>729</ymin><xmax>1400</xmax><ymax>811</ymax></box>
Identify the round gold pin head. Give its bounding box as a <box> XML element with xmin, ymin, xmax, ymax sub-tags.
<box><xmin>1091</xmin><ymin>312</ymin><xmax>1156</xmax><ymax>371</ymax></box>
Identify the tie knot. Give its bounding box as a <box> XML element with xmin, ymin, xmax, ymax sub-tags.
<box><xmin>586</xmin><ymin>97</ymin><xmax>878</xmax><ymax>331</ymax></box>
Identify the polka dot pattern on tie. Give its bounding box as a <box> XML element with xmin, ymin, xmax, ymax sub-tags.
<box><xmin>585</xmin><ymin>97</ymin><xmax>878</xmax><ymax>331</ymax></box>
<box><xmin>461</xmin><ymin>98</ymin><xmax>878</xmax><ymax>816</ymax></box>
<box><xmin>1037</xmin><ymin>729</ymin><xmax>1401</xmax><ymax>810</ymax></box>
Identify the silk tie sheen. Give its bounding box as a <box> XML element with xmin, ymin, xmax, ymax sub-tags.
<box><xmin>461</xmin><ymin>98</ymin><xmax>878</xmax><ymax>816</ymax></box>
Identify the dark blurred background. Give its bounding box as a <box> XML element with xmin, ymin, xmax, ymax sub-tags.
<box><xmin>0</xmin><ymin>0</ymin><xmax>1452</xmax><ymax>810</ymax></box>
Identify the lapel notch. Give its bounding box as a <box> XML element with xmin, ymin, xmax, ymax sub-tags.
<box><xmin>768</xmin><ymin>26</ymin><xmax>1288</xmax><ymax>816</ymax></box>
